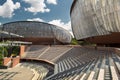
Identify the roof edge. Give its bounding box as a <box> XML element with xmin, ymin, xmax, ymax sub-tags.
<box><xmin>70</xmin><ymin>0</ymin><xmax>77</xmax><ymax>15</ymax></box>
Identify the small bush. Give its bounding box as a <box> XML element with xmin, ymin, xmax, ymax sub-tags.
<box><xmin>71</xmin><ymin>38</ymin><xmax>79</xmax><ymax>45</ymax></box>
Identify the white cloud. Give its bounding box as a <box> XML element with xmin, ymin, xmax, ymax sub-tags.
<box><xmin>46</xmin><ymin>0</ymin><xmax>57</xmax><ymax>5</ymax></box>
<box><xmin>0</xmin><ymin>0</ymin><xmax>20</xmax><ymax>18</ymax></box>
<box><xmin>23</xmin><ymin>0</ymin><xmax>50</xmax><ymax>14</ymax></box>
<box><xmin>0</xmin><ymin>22</ymin><xmax>1</xmax><ymax>25</ymax></box>
<box><xmin>27</xmin><ymin>18</ymin><xmax>44</xmax><ymax>22</ymax></box>
<box><xmin>48</xmin><ymin>19</ymin><xmax>73</xmax><ymax>36</ymax></box>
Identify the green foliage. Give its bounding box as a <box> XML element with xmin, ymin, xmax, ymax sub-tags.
<box><xmin>0</xmin><ymin>45</ymin><xmax>20</xmax><ymax>57</ymax></box>
<box><xmin>3</xmin><ymin>47</ymin><xmax>8</xmax><ymax>57</ymax></box>
<box><xmin>5</xmin><ymin>46</ymin><xmax>20</xmax><ymax>57</ymax></box>
<box><xmin>71</xmin><ymin>38</ymin><xmax>96</xmax><ymax>46</ymax></box>
<box><xmin>71</xmin><ymin>38</ymin><xmax>79</xmax><ymax>45</ymax></box>
<box><xmin>12</xmin><ymin>46</ymin><xmax>20</xmax><ymax>56</ymax></box>
<box><xmin>79</xmin><ymin>41</ymin><xmax>96</xmax><ymax>46</ymax></box>
<box><xmin>0</xmin><ymin>47</ymin><xmax>4</xmax><ymax>65</ymax></box>
<box><xmin>0</xmin><ymin>46</ymin><xmax>8</xmax><ymax>57</ymax></box>
<box><xmin>0</xmin><ymin>59</ymin><xmax>2</xmax><ymax>65</ymax></box>
<box><xmin>0</xmin><ymin>53</ymin><xmax>2</xmax><ymax>59</ymax></box>
<box><xmin>0</xmin><ymin>51</ymin><xmax>3</xmax><ymax>65</ymax></box>
<box><xmin>0</xmin><ymin>45</ymin><xmax>20</xmax><ymax>65</ymax></box>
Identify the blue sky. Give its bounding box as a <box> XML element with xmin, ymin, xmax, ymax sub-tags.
<box><xmin>0</xmin><ymin>0</ymin><xmax>73</xmax><ymax>35</ymax></box>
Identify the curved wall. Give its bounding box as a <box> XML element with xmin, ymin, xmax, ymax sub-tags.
<box><xmin>71</xmin><ymin>0</ymin><xmax>120</xmax><ymax>40</ymax></box>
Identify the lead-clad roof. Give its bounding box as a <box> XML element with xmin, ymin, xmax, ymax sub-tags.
<box><xmin>1</xmin><ymin>21</ymin><xmax>72</xmax><ymax>43</ymax></box>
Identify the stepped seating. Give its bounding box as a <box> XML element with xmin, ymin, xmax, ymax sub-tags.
<box><xmin>20</xmin><ymin>61</ymin><xmax>54</xmax><ymax>80</ymax></box>
<box><xmin>24</xmin><ymin>45</ymin><xmax>49</xmax><ymax>58</ymax></box>
<box><xmin>23</xmin><ymin>46</ymin><xmax>120</xmax><ymax>80</ymax></box>
<box><xmin>55</xmin><ymin>47</ymin><xmax>83</xmax><ymax>63</ymax></box>
<box><xmin>54</xmin><ymin>48</ymin><xmax>100</xmax><ymax>73</ymax></box>
<box><xmin>38</xmin><ymin>46</ymin><xmax>72</xmax><ymax>62</ymax></box>
<box><xmin>0</xmin><ymin>66</ymin><xmax>34</xmax><ymax>80</ymax></box>
<box><xmin>28</xmin><ymin>45</ymin><xmax>47</xmax><ymax>51</ymax></box>
<box><xmin>45</xmin><ymin>50</ymin><xmax>120</xmax><ymax>80</ymax></box>
<box><xmin>24</xmin><ymin>45</ymin><xmax>73</xmax><ymax>62</ymax></box>
<box><xmin>0</xmin><ymin>71</ymin><xmax>17</xmax><ymax>80</ymax></box>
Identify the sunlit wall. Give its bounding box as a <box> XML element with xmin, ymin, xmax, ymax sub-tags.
<box><xmin>70</xmin><ymin>0</ymin><xmax>120</xmax><ymax>40</ymax></box>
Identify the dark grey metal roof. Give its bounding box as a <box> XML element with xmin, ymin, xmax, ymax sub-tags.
<box><xmin>1</xmin><ymin>21</ymin><xmax>72</xmax><ymax>43</ymax></box>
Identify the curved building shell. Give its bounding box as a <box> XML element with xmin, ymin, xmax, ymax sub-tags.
<box><xmin>70</xmin><ymin>0</ymin><xmax>120</xmax><ymax>45</ymax></box>
<box><xmin>1</xmin><ymin>21</ymin><xmax>72</xmax><ymax>44</ymax></box>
